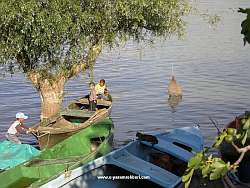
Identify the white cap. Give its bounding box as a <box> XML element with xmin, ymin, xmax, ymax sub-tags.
<box><xmin>16</xmin><ymin>112</ymin><xmax>29</xmax><ymax>119</ymax></box>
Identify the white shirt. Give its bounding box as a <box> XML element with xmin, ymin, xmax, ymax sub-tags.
<box><xmin>7</xmin><ymin>120</ymin><xmax>21</xmax><ymax>135</ymax></box>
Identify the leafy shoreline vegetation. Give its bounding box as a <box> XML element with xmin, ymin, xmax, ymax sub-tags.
<box><xmin>182</xmin><ymin>114</ymin><xmax>250</xmax><ymax>188</ymax></box>
<box><xmin>239</xmin><ymin>8</ymin><xmax>250</xmax><ymax>45</ymax></box>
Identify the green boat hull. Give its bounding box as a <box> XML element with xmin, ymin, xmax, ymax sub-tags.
<box><xmin>0</xmin><ymin>118</ymin><xmax>114</xmax><ymax>187</ymax></box>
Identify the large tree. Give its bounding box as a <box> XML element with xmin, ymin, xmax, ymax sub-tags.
<box><xmin>0</xmin><ymin>0</ymin><xmax>190</xmax><ymax>121</ymax></box>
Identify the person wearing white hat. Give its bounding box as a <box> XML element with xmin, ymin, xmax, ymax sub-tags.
<box><xmin>5</xmin><ymin>112</ymin><xmax>33</xmax><ymax>144</ymax></box>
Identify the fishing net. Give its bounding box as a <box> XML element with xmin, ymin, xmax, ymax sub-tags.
<box><xmin>0</xmin><ymin>140</ymin><xmax>40</xmax><ymax>170</ymax></box>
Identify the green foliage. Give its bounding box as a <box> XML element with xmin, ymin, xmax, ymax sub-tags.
<box><xmin>0</xmin><ymin>0</ymin><xmax>191</xmax><ymax>81</ymax></box>
<box><xmin>239</xmin><ymin>113</ymin><xmax>250</xmax><ymax>145</ymax></box>
<box><xmin>188</xmin><ymin>152</ymin><xmax>203</xmax><ymax>169</ymax></box>
<box><xmin>208</xmin><ymin>158</ymin><xmax>229</xmax><ymax>180</ymax></box>
<box><xmin>182</xmin><ymin>168</ymin><xmax>194</xmax><ymax>188</ymax></box>
<box><xmin>182</xmin><ymin>151</ymin><xmax>204</xmax><ymax>188</ymax></box>
<box><xmin>182</xmin><ymin>115</ymin><xmax>250</xmax><ymax>188</ymax></box>
<box><xmin>238</xmin><ymin>8</ymin><xmax>250</xmax><ymax>45</ymax></box>
<box><xmin>241</xmin><ymin>130</ymin><xmax>248</xmax><ymax>146</ymax></box>
<box><xmin>242</xmin><ymin>118</ymin><xmax>250</xmax><ymax>130</ymax></box>
<box><xmin>213</xmin><ymin>131</ymin><xmax>227</xmax><ymax>148</ymax></box>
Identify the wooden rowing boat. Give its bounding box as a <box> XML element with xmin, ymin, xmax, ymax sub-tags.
<box><xmin>0</xmin><ymin>118</ymin><xmax>114</xmax><ymax>188</ymax></box>
<box><xmin>41</xmin><ymin>126</ymin><xmax>204</xmax><ymax>188</ymax></box>
<box><xmin>34</xmin><ymin>97</ymin><xmax>112</xmax><ymax>149</ymax></box>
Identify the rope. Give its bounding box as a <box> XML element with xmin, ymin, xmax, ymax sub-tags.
<box><xmin>46</xmin><ymin>132</ymin><xmax>51</xmax><ymax>149</ymax></box>
<box><xmin>171</xmin><ymin>63</ymin><xmax>174</xmax><ymax>76</ymax></box>
<box><xmin>32</xmin><ymin>131</ymin><xmax>50</xmax><ymax>149</ymax></box>
<box><xmin>35</xmin><ymin>131</ymin><xmax>50</xmax><ymax>138</ymax></box>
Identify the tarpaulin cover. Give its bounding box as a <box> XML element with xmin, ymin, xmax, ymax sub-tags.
<box><xmin>0</xmin><ymin>140</ymin><xmax>40</xmax><ymax>170</ymax></box>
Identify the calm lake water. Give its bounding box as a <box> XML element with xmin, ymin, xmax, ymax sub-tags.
<box><xmin>0</xmin><ymin>0</ymin><xmax>250</xmax><ymax>148</ymax></box>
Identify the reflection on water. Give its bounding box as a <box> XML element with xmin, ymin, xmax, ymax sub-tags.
<box><xmin>168</xmin><ymin>95</ymin><xmax>182</xmax><ymax>113</ymax></box>
<box><xmin>0</xmin><ymin>0</ymin><xmax>250</xmax><ymax>148</ymax></box>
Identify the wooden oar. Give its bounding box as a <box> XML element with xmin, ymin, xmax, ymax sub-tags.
<box><xmin>88</xmin><ymin>109</ymin><xmax>107</xmax><ymax>123</ymax></box>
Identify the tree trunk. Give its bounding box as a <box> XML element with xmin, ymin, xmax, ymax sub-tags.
<box><xmin>25</xmin><ymin>43</ymin><xmax>102</xmax><ymax>122</ymax></box>
<box><xmin>39</xmin><ymin>78</ymin><xmax>65</xmax><ymax>121</ymax></box>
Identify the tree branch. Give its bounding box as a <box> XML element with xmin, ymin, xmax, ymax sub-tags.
<box><xmin>64</xmin><ymin>42</ymin><xmax>103</xmax><ymax>80</ymax></box>
<box><xmin>67</xmin><ymin>61</ymin><xmax>88</xmax><ymax>79</ymax></box>
<box><xmin>27</xmin><ymin>71</ymin><xmax>41</xmax><ymax>87</ymax></box>
<box><xmin>231</xmin><ymin>142</ymin><xmax>241</xmax><ymax>152</ymax></box>
<box><xmin>230</xmin><ymin>142</ymin><xmax>250</xmax><ymax>168</ymax></box>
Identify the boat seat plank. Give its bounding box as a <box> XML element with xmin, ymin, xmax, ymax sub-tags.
<box><xmin>111</xmin><ymin>150</ymin><xmax>181</xmax><ymax>188</ymax></box>
<box><xmin>141</xmin><ymin>138</ymin><xmax>193</xmax><ymax>162</ymax></box>
<box><xmin>158</xmin><ymin>128</ymin><xmax>203</xmax><ymax>152</ymax></box>
<box><xmin>60</xmin><ymin>110</ymin><xmax>94</xmax><ymax>118</ymax></box>
<box><xmin>76</xmin><ymin>98</ymin><xmax>111</xmax><ymax>106</ymax></box>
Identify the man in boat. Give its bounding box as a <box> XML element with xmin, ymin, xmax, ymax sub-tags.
<box><xmin>89</xmin><ymin>82</ymin><xmax>97</xmax><ymax>111</ymax></box>
<box><xmin>95</xmin><ymin>79</ymin><xmax>107</xmax><ymax>98</ymax></box>
<box><xmin>5</xmin><ymin>112</ymin><xmax>33</xmax><ymax>144</ymax></box>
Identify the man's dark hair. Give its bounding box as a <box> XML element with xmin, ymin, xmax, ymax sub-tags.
<box><xmin>100</xmin><ymin>79</ymin><xmax>105</xmax><ymax>83</ymax></box>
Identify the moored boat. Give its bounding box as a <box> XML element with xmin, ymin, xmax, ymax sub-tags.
<box><xmin>0</xmin><ymin>117</ymin><xmax>114</xmax><ymax>188</ymax></box>
<box><xmin>34</xmin><ymin>97</ymin><xmax>112</xmax><ymax>149</ymax></box>
<box><xmin>42</xmin><ymin>126</ymin><xmax>204</xmax><ymax>188</ymax></box>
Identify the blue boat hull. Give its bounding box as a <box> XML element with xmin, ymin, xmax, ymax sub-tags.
<box><xmin>41</xmin><ymin>126</ymin><xmax>204</xmax><ymax>188</ymax></box>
